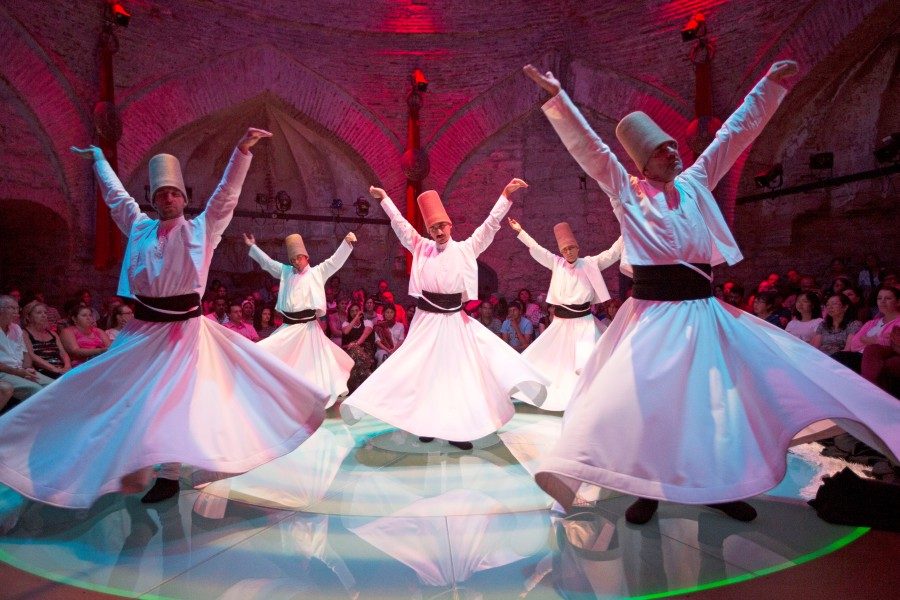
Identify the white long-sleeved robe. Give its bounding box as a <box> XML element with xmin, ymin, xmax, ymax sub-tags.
<box><xmin>250</xmin><ymin>241</ymin><xmax>354</xmax><ymax>406</ymax></box>
<box><xmin>534</xmin><ymin>77</ymin><xmax>900</xmax><ymax>507</ymax></box>
<box><xmin>0</xmin><ymin>149</ymin><xmax>328</xmax><ymax>509</ymax></box>
<box><xmin>340</xmin><ymin>195</ymin><xmax>549</xmax><ymax>441</ymax></box>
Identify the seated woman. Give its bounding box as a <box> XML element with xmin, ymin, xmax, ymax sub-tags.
<box><xmin>843</xmin><ymin>285</ymin><xmax>871</xmax><ymax>323</ymax></box>
<box><xmin>328</xmin><ymin>297</ymin><xmax>350</xmax><ymax>346</ymax></box>
<box><xmin>812</xmin><ymin>293</ymin><xmax>862</xmax><ymax>357</ymax></box>
<box><xmin>342</xmin><ymin>303</ymin><xmax>374</xmax><ymax>357</ymax></box>
<box><xmin>862</xmin><ymin>327</ymin><xmax>900</xmax><ymax>395</ymax></box>
<box><xmin>104</xmin><ymin>302</ymin><xmax>134</xmax><ymax>342</ymax></box>
<box><xmin>255</xmin><ymin>305</ymin><xmax>277</xmax><ymax>340</ymax></box>
<box><xmin>22</xmin><ymin>300</ymin><xmax>71</xmax><ymax>379</ymax></box>
<box><xmin>833</xmin><ymin>285</ymin><xmax>900</xmax><ymax>373</ymax></box>
<box><xmin>374</xmin><ymin>303</ymin><xmax>406</xmax><ymax>366</ymax></box>
<box><xmin>60</xmin><ymin>303</ymin><xmax>111</xmax><ymax>367</ymax></box>
<box><xmin>785</xmin><ymin>292</ymin><xmax>823</xmax><ymax>343</ymax></box>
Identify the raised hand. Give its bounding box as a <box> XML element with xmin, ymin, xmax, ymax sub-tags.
<box><xmin>369</xmin><ymin>186</ymin><xmax>387</xmax><ymax>200</ymax></box>
<box><xmin>507</xmin><ymin>217</ymin><xmax>522</xmax><ymax>233</ymax></box>
<box><xmin>502</xmin><ymin>178</ymin><xmax>528</xmax><ymax>199</ymax></box>
<box><xmin>345</xmin><ymin>232</ymin><xmax>357</xmax><ymax>244</ymax></box>
<box><xmin>243</xmin><ymin>233</ymin><xmax>256</xmax><ymax>247</ymax></box>
<box><xmin>70</xmin><ymin>145</ymin><xmax>105</xmax><ymax>162</ymax></box>
<box><xmin>237</xmin><ymin>128</ymin><xmax>273</xmax><ymax>154</ymax></box>
<box><xmin>766</xmin><ymin>60</ymin><xmax>799</xmax><ymax>84</ymax></box>
<box><xmin>523</xmin><ymin>64</ymin><xmax>561</xmax><ymax>96</ymax></box>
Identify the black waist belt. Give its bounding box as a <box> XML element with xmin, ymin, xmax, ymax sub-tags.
<box><xmin>631</xmin><ymin>264</ymin><xmax>713</xmax><ymax>301</ymax></box>
<box><xmin>134</xmin><ymin>292</ymin><xmax>202</xmax><ymax>322</ymax></box>
<box><xmin>280</xmin><ymin>309</ymin><xmax>317</xmax><ymax>324</ymax></box>
<box><xmin>554</xmin><ymin>301</ymin><xmax>592</xmax><ymax>319</ymax></box>
<box><xmin>416</xmin><ymin>290</ymin><xmax>463</xmax><ymax>314</ymax></box>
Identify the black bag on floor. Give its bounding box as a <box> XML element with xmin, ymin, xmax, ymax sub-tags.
<box><xmin>808</xmin><ymin>467</ymin><xmax>900</xmax><ymax>532</ymax></box>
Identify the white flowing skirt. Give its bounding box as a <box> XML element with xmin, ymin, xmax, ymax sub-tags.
<box><xmin>341</xmin><ymin>310</ymin><xmax>548</xmax><ymax>441</ymax></box>
<box><xmin>535</xmin><ymin>297</ymin><xmax>900</xmax><ymax>507</ymax></box>
<box><xmin>0</xmin><ymin>317</ymin><xmax>328</xmax><ymax>509</ymax></box>
<box><xmin>516</xmin><ymin>314</ymin><xmax>603</xmax><ymax>411</ymax></box>
<box><xmin>258</xmin><ymin>321</ymin><xmax>353</xmax><ymax>408</ymax></box>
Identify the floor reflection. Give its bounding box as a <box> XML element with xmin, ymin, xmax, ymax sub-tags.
<box><xmin>0</xmin><ymin>414</ymin><xmax>868</xmax><ymax>599</ymax></box>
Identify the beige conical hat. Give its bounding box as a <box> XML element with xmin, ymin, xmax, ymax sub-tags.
<box><xmin>148</xmin><ymin>153</ymin><xmax>187</xmax><ymax>200</ymax></box>
<box><xmin>417</xmin><ymin>190</ymin><xmax>452</xmax><ymax>229</ymax></box>
<box><xmin>284</xmin><ymin>234</ymin><xmax>308</xmax><ymax>260</ymax></box>
<box><xmin>553</xmin><ymin>222</ymin><xmax>578</xmax><ymax>251</ymax></box>
<box><xmin>615</xmin><ymin>111</ymin><xmax>677</xmax><ymax>172</ymax></box>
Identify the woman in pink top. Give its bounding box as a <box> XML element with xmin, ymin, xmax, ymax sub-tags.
<box><xmin>832</xmin><ymin>285</ymin><xmax>900</xmax><ymax>373</ymax></box>
<box><xmin>60</xmin><ymin>304</ymin><xmax>111</xmax><ymax>367</ymax></box>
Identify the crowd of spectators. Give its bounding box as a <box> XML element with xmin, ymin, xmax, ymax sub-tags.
<box><xmin>2</xmin><ymin>254</ymin><xmax>897</xmax><ymax>415</ymax></box>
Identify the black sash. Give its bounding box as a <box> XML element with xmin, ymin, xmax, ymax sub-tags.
<box><xmin>553</xmin><ymin>301</ymin><xmax>592</xmax><ymax>319</ymax></box>
<box><xmin>631</xmin><ymin>264</ymin><xmax>712</xmax><ymax>301</ymax></box>
<box><xmin>134</xmin><ymin>292</ymin><xmax>202</xmax><ymax>322</ymax></box>
<box><xmin>280</xmin><ymin>309</ymin><xmax>317</xmax><ymax>324</ymax></box>
<box><xmin>416</xmin><ymin>290</ymin><xmax>463</xmax><ymax>314</ymax></box>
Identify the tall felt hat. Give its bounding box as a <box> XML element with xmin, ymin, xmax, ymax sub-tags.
<box><xmin>148</xmin><ymin>153</ymin><xmax>187</xmax><ymax>200</ymax></box>
<box><xmin>417</xmin><ymin>190</ymin><xmax>452</xmax><ymax>229</ymax></box>
<box><xmin>615</xmin><ymin>111</ymin><xmax>677</xmax><ymax>172</ymax></box>
<box><xmin>284</xmin><ymin>234</ymin><xmax>308</xmax><ymax>260</ymax></box>
<box><xmin>553</xmin><ymin>222</ymin><xmax>578</xmax><ymax>251</ymax></box>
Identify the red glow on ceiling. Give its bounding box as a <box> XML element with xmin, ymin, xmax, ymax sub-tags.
<box><xmin>379</xmin><ymin>1</ymin><xmax>442</xmax><ymax>34</ymax></box>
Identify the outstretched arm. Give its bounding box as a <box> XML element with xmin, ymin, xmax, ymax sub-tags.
<box><xmin>524</xmin><ymin>65</ymin><xmax>632</xmax><ymax>208</ymax></box>
<box><xmin>465</xmin><ymin>178</ymin><xmax>527</xmax><ymax>256</ymax></box>
<box><xmin>244</xmin><ymin>233</ymin><xmax>284</xmax><ymax>278</ymax></box>
<box><xmin>591</xmin><ymin>236</ymin><xmax>624</xmax><ymax>271</ymax></box>
<box><xmin>72</xmin><ymin>145</ymin><xmax>143</xmax><ymax>235</ymax></box>
<box><xmin>684</xmin><ymin>60</ymin><xmax>797</xmax><ymax>190</ymax></box>
<box><xmin>509</xmin><ymin>218</ymin><xmax>556</xmax><ymax>270</ymax></box>
<box><xmin>203</xmin><ymin>128</ymin><xmax>272</xmax><ymax>246</ymax></box>
<box><xmin>318</xmin><ymin>232</ymin><xmax>356</xmax><ymax>279</ymax></box>
<box><xmin>370</xmin><ymin>186</ymin><xmax>425</xmax><ymax>252</ymax></box>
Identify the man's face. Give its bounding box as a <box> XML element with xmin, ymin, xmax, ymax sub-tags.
<box><xmin>509</xmin><ymin>305</ymin><xmax>521</xmax><ymax>320</ymax></box>
<box><xmin>153</xmin><ymin>187</ymin><xmax>186</xmax><ymax>221</ymax></box>
<box><xmin>378</xmin><ymin>280</ymin><xmax>389</xmax><ymax>293</ymax></box>
<box><xmin>290</xmin><ymin>253</ymin><xmax>310</xmax><ymax>271</ymax></box>
<box><xmin>228</xmin><ymin>305</ymin><xmax>243</xmax><ymax>324</ymax></box>
<box><xmin>0</xmin><ymin>299</ymin><xmax>18</xmax><ymax>326</ymax></box>
<box><xmin>214</xmin><ymin>298</ymin><xmax>226</xmax><ymax>315</ymax></box>
<box><xmin>560</xmin><ymin>243</ymin><xmax>580</xmax><ymax>263</ymax></box>
<box><xmin>642</xmin><ymin>141</ymin><xmax>682</xmax><ymax>183</ymax></box>
<box><xmin>479</xmin><ymin>302</ymin><xmax>493</xmax><ymax>319</ymax></box>
<box><xmin>800</xmin><ymin>276</ymin><xmax>816</xmax><ymax>292</ymax></box>
<box><xmin>428</xmin><ymin>221</ymin><xmax>452</xmax><ymax>245</ymax></box>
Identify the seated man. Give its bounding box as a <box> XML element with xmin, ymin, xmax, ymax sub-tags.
<box><xmin>0</xmin><ymin>295</ymin><xmax>53</xmax><ymax>412</ymax></box>
<box><xmin>224</xmin><ymin>300</ymin><xmax>260</xmax><ymax>342</ymax></box>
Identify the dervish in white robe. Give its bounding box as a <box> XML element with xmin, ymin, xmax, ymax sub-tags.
<box><xmin>247</xmin><ymin>232</ymin><xmax>355</xmax><ymax>407</ymax></box>
<box><xmin>0</xmin><ymin>131</ymin><xmax>328</xmax><ymax>509</ymax></box>
<box><xmin>523</xmin><ymin>62</ymin><xmax>900</xmax><ymax>521</ymax></box>
<box><xmin>341</xmin><ymin>182</ymin><xmax>548</xmax><ymax>446</ymax></box>
<box><xmin>512</xmin><ymin>220</ymin><xmax>624</xmax><ymax>411</ymax></box>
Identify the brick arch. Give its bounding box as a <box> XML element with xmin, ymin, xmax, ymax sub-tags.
<box><xmin>0</xmin><ymin>7</ymin><xmax>92</xmax><ymax>230</ymax></box>
<box><xmin>116</xmin><ymin>44</ymin><xmax>405</xmax><ymax>191</ymax></box>
<box><xmin>432</xmin><ymin>57</ymin><xmax>691</xmax><ymax>195</ymax></box>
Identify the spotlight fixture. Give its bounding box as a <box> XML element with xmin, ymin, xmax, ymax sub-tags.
<box><xmin>754</xmin><ymin>163</ymin><xmax>783</xmax><ymax>189</ymax></box>
<box><xmin>354</xmin><ymin>196</ymin><xmax>370</xmax><ymax>218</ymax></box>
<box><xmin>681</xmin><ymin>13</ymin><xmax>706</xmax><ymax>42</ymax></box>
<box><xmin>109</xmin><ymin>1</ymin><xmax>130</xmax><ymax>27</ymax></box>
<box><xmin>411</xmin><ymin>68</ymin><xmax>429</xmax><ymax>93</ymax></box>
<box><xmin>330</xmin><ymin>198</ymin><xmax>344</xmax><ymax>217</ymax></box>
<box><xmin>274</xmin><ymin>190</ymin><xmax>292</xmax><ymax>213</ymax></box>
<box><xmin>874</xmin><ymin>133</ymin><xmax>900</xmax><ymax>163</ymax></box>
<box><xmin>809</xmin><ymin>152</ymin><xmax>834</xmax><ymax>170</ymax></box>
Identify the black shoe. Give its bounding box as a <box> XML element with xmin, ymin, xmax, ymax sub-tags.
<box><xmin>706</xmin><ymin>501</ymin><xmax>757</xmax><ymax>522</ymax></box>
<box><xmin>448</xmin><ymin>440</ymin><xmax>474</xmax><ymax>450</ymax></box>
<box><xmin>140</xmin><ymin>478</ymin><xmax>180</xmax><ymax>504</ymax></box>
<box><xmin>418</xmin><ymin>436</ymin><xmax>435</xmax><ymax>443</ymax></box>
<box><xmin>625</xmin><ymin>498</ymin><xmax>659</xmax><ymax>524</ymax></box>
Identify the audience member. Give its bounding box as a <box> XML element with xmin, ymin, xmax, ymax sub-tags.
<box><xmin>0</xmin><ymin>295</ymin><xmax>53</xmax><ymax>409</ymax></box>
<box><xmin>861</xmin><ymin>327</ymin><xmax>900</xmax><ymax>395</ymax></box>
<box><xmin>812</xmin><ymin>293</ymin><xmax>862</xmax><ymax>357</ymax></box>
<box><xmin>501</xmin><ymin>300</ymin><xmax>533</xmax><ymax>352</ymax></box>
<box><xmin>328</xmin><ymin>297</ymin><xmax>350</xmax><ymax>346</ymax></box>
<box><xmin>833</xmin><ymin>285</ymin><xmax>900</xmax><ymax>373</ymax></box>
<box><xmin>374</xmin><ymin>304</ymin><xmax>406</xmax><ymax>365</ymax></box>
<box><xmin>223</xmin><ymin>300</ymin><xmax>260</xmax><ymax>342</ymax></box>
<box><xmin>363</xmin><ymin>296</ymin><xmax>382</xmax><ymax>324</ymax></box>
<box><xmin>752</xmin><ymin>291</ymin><xmax>786</xmax><ymax>328</ymax></box>
<box><xmin>785</xmin><ymin>292</ymin><xmax>823</xmax><ymax>343</ymax></box>
<box><xmin>205</xmin><ymin>297</ymin><xmax>229</xmax><ymax>325</ymax></box>
<box><xmin>60</xmin><ymin>303</ymin><xmax>110</xmax><ymax>367</ymax></box>
<box><xmin>342</xmin><ymin>303</ymin><xmax>374</xmax><ymax>356</ymax></box>
<box><xmin>22</xmin><ymin>300</ymin><xmax>71</xmax><ymax>379</ymax></box>
<box><xmin>857</xmin><ymin>253</ymin><xmax>882</xmax><ymax>301</ymax></box>
<box><xmin>518</xmin><ymin>288</ymin><xmax>541</xmax><ymax>326</ymax></box>
<box><xmin>256</xmin><ymin>306</ymin><xmax>277</xmax><ymax>340</ymax></box>
<box><xmin>104</xmin><ymin>303</ymin><xmax>134</xmax><ymax>342</ymax></box>
<box><xmin>477</xmin><ymin>300</ymin><xmax>502</xmax><ymax>336</ymax></box>
<box><xmin>843</xmin><ymin>286</ymin><xmax>871</xmax><ymax>322</ymax></box>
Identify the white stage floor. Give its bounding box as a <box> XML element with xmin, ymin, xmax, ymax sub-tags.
<box><xmin>0</xmin><ymin>413</ymin><xmax>869</xmax><ymax>599</ymax></box>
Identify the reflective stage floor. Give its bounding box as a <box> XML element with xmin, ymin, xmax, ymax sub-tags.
<box><xmin>0</xmin><ymin>412</ymin><xmax>893</xmax><ymax>599</ymax></box>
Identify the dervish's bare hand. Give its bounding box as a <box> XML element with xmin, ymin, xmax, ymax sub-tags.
<box><xmin>502</xmin><ymin>178</ymin><xmax>528</xmax><ymax>199</ymax></box>
<box><xmin>523</xmin><ymin>64</ymin><xmax>561</xmax><ymax>96</ymax></box>
<box><xmin>766</xmin><ymin>60</ymin><xmax>799</xmax><ymax>83</ymax></box>
<box><xmin>345</xmin><ymin>232</ymin><xmax>357</xmax><ymax>244</ymax></box>
<box><xmin>243</xmin><ymin>233</ymin><xmax>255</xmax><ymax>247</ymax></box>
<box><xmin>238</xmin><ymin>128</ymin><xmax>273</xmax><ymax>154</ymax></box>
<box><xmin>70</xmin><ymin>145</ymin><xmax>105</xmax><ymax>162</ymax></box>
<box><xmin>507</xmin><ymin>217</ymin><xmax>522</xmax><ymax>233</ymax></box>
<box><xmin>369</xmin><ymin>186</ymin><xmax>388</xmax><ymax>200</ymax></box>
